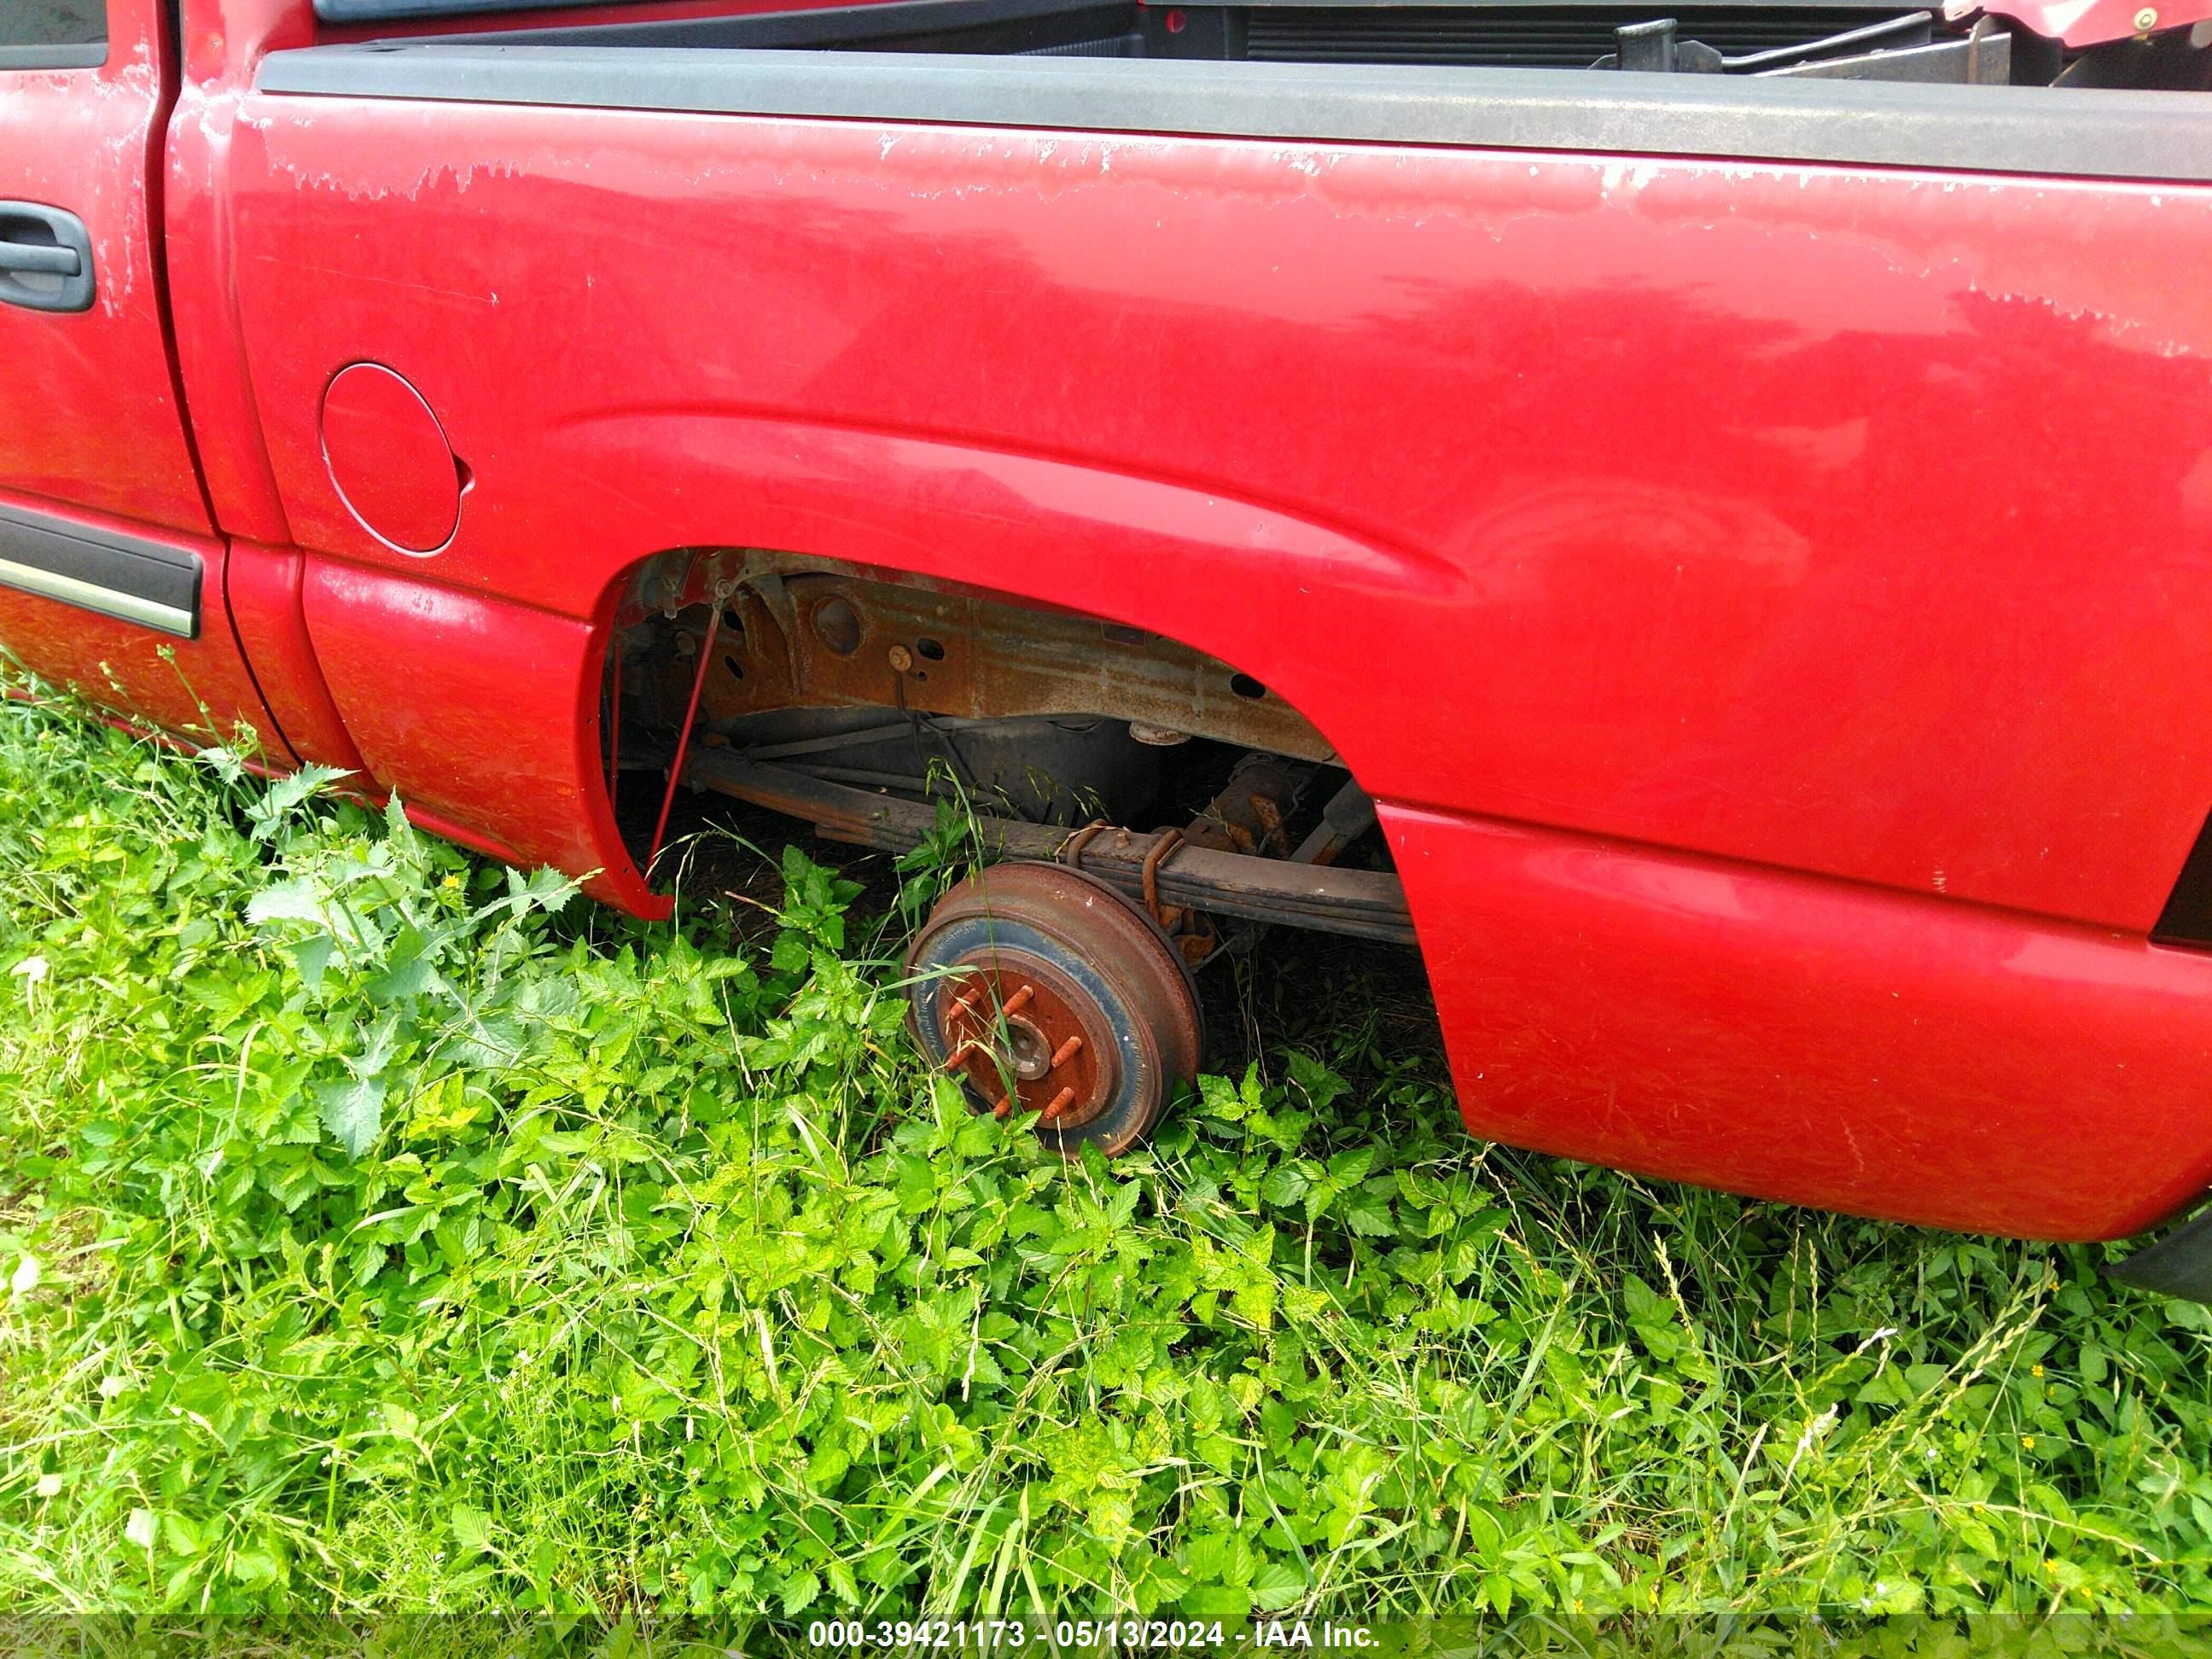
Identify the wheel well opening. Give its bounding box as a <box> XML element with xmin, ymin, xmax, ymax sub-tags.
<box><xmin>595</xmin><ymin>546</ymin><xmax>1412</xmax><ymax>965</ymax></box>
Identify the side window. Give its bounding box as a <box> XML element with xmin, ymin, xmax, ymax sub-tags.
<box><xmin>0</xmin><ymin>0</ymin><xmax>108</xmax><ymax>68</ymax></box>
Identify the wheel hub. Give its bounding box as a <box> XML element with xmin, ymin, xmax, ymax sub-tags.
<box><xmin>903</xmin><ymin>861</ymin><xmax>1204</xmax><ymax>1154</ymax></box>
<box><xmin>934</xmin><ymin>952</ymin><xmax>1119</xmax><ymax>1128</ymax></box>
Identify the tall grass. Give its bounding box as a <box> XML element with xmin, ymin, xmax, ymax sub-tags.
<box><xmin>2</xmin><ymin>685</ymin><xmax>2210</xmax><ymax>1644</ymax></box>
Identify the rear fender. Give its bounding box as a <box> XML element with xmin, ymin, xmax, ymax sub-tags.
<box><xmin>300</xmin><ymin>413</ymin><xmax>1445</xmax><ymax>917</ymax></box>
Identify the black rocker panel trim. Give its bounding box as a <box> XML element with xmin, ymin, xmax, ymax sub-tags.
<box><xmin>0</xmin><ymin>503</ymin><xmax>201</xmax><ymax>639</ymax></box>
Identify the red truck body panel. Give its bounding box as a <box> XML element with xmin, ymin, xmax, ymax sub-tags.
<box><xmin>1960</xmin><ymin>0</ymin><xmax>2212</xmax><ymax>49</ymax></box>
<box><xmin>0</xmin><ymin>0</ymin><xmax>206</xmax><ymax>538</ymax></box>
<box><xmin>1388</xmin><ymin>803</ymin><xmax>2212</xmax><ymax>1239</ymax></box>
<box><xmin>0</xmin><ymin>0</ymin><xmax>289</xmax><ymax>755</ymax></box>
<box><xmin>219</xmin><ymin>100</ymin><xmax>2212</xmax><ymax>932</ymax></box>
<box><xmin>8</xmin><ymin>0</ymin><xmax>2212</xmax><ymax>1239</ymax></box>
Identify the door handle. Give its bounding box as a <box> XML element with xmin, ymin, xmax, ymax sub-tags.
<box><xmin>0</xmin><ymin>202</ymin><xmax>94</xmax><ymax>313</ymax></box>
<box><xmin>0</xmin><ymin>243</ymin><xmax>79</xmax><ymax>276</ymax></box>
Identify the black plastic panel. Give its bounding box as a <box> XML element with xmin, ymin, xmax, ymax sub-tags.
<box><xmin>2153</xmin><ymin>808</ymin><xmax>2212</xmax><ymax>950</ymax></box>
<box><xmin>2111</xmin><ymin>1202</ymin><xmax>2212</xmax><ymax>1300</ymax></box>
<box><xmin>422</xmin><ymin>0</ymin><xmax>1137</xmax><ymax>50</ymax></box>
<box><xmin>0</xmin><ymin>0</ymin><xmax>106</xmax><ymax>61</ymax></box>
<box><xmin>1243</xmin><ymin>3</ymin><xmax>1907</xmax><ymax>63</ymax></box>
<box><xmin>0</xmin><ymin>503</ymin><xmax>200</xmax><ymax>638</ymax></box>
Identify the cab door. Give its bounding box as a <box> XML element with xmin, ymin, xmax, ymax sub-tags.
<box><xmin>0</xmin><ymin>0</ymin><xmax>290</xmax><ymax>758</ymax></box>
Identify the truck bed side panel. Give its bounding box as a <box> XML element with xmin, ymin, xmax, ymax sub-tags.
<box><xmin>224</xmin><ymin>85</ymin><xmax>2212</xmax><ymax>929</ymax></box>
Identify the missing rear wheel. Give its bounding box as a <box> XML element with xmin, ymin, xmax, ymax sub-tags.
<box><xmin>903</xmin><ymin>861</ymin><xmax>1202</xmax><ymax>1155</ymax></box>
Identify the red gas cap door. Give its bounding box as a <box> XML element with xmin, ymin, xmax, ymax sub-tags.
<box><xmin>319</xmin><ymin>363</ymin><xmax>463</xmax><ymax>555</ymax></box>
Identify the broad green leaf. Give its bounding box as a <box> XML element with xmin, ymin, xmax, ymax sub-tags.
<box><xmin>247</xmin><ymin>877</ymin><xmax>326</xmax><ymax>927</ymax></box>
<box><xmin>1249</xmin><ymin>1559</ymin><xmax>1307</xmax><ymax>1610</ymax></box>
<box><xmin>318</xmin><ymin>1076</ymin><xmax>387</xmax><ymax>1159</ymax></box>
<box><xmin>292</xmin><ymin>934</ymin><xmax>335</xmax><ymax>992</ymax></box>
<box><xmin>450</xmin><ymin>1506</ymin><xmax>495</xmax><ymax>1556</ymax></box>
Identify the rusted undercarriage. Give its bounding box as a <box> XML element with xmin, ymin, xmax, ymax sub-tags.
<box><xmin>607</xmin><ymin>549</ymin><xmax>1414</xmax><ymax>958</ymax></box>
<box><xmin>684</xmin><ymin>750</ymin><xmax>1415</xmax><ymax>946</ymax></box>
<box><xmin>625</xmin><ymin>549</ymin><xmax>1333</xmax><ymax>762</ymax></box>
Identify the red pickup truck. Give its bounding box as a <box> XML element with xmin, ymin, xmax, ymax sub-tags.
<box><xmin>7</xmin><ymin>0</ymin><xmax>2212</xmax><ymax>1284</ymax></box>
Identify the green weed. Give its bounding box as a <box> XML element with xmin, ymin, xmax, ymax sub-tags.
<box><xmin>1</xmin><ymin>685</ymin><xmax>2209</xmax><ymax>1639</ymax></box>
